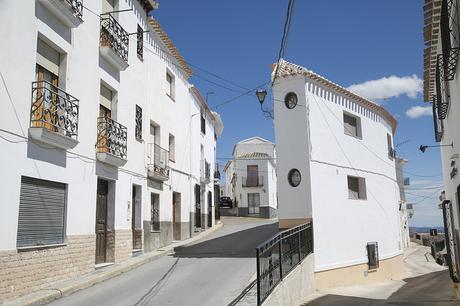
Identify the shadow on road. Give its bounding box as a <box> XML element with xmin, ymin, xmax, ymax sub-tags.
<box><xmin>304</xmin><ymin>270</ymin><xmax>459</xmax><ymax>306</ymax></box>
<box><xmin>173</xmin><ymin>222</ymin><xmax>279</xmax><ymax>258</ymax></box>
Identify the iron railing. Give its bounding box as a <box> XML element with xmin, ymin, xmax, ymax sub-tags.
<box><xmin>256</xmin><ymin>222</ymin><xmax>313</xmax><ymax>305</ymax></box>
<box><xmin>147</xmin><ymin>143</ymin><xmax>169</xmax><ymax>178</ymax></box>
<box><xmin>135</xmin><ymin>105</ymin><xmax>142</xmax><ymax>140</ymax></box>
<box><xmin>30</xmin><ymin>80</ymin><xmax>79</xmax><ymax>139</ymax></box>
<box><xmin>432</xmin><ymin>96</ymin><xmax>444</xmax><ymax>142</ymax></box>
<box><xmin>137</xmin><ymin>25</ymin><xmax>143</xmax><ymax>59</ymax></box>
<box><xmin>242</xmin><ymin>176</ymin><xmax>264</xmax><ymax>187</ymax></box>
<box><xmin>97</xmin><ymin>117</ymin><xmax>127</xmax><ymax>160</ymax></box>
<box><xmin>442</xmin><ymin>200</ymin><xmax>460</xmax><ymax>282</ymax></box>
<box><xmin>64</xmin><ymin>0</ymin><xmax>83</xmax><ymax>21</ymax></box>
<box><xmin>100</xmin><ymin>13</ymin><xmax>129</xmax><ymax>62</ymax></box>
<box><xmin>436</xmin><ymin>56</ymin><xmax>450</xmax><ymax>120</ymax></box>
<box><xmin>440</xmin><ymin>0</ymin><xmax>460</xmax><ymax>81</ymax></box>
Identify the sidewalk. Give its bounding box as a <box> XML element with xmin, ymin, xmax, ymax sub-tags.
<box><xmin>302</xmin><ymin>242</ymin><xmax>452</xmax><ymax>305</ymax></box>
<box><xmin>3</xmin><ymin>222</ymin><xmax>223</xmax><ymax>306</ymax></box>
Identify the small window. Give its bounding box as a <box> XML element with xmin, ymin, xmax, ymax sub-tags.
<box><xmin>367</xmin><ymin>242</ymin><xmax>379</xmax><ymax>269</ymax></box>
<box><xmin>387</xmin><ymin>133</ymin><xmax>395</xmax><ymax>159</ymax></box>
<box><xmin>169</xmin><ymin>134</ymin><xmax>175</xmax><ymax>162</ymax></box>
<box><xmin>343</xmin><ymin>112</ymin><xmax>362</xmax><ymax>138</ymax></box>
<box><xmin>137</xmin><ymin>24</ymin><xmax>143</xmax><ymax>60</ymax></box>
<box><xmin>151</xmin><ymin>193</ymin><xmax>160</xmax><ymax>232</ymax></box>
<box><xmin>347</xmin><ymin>176</ymin><xmax>366</xmax><ymax>200</ymax></box>
<box><xmin>166</xmin><ymin>71</ymin><xmax>175</xmax><ymax>100</ymax></box>
<box><xmin>200</xmin><ymin>110</ymin><xmax>206</xmax><ymax>135</ymax></box>
<box><xmin>17</xmin><ymin>177</ymin><xmax>67</xmax><ymax>248</ymax></box>
<box><xmin>135</xmin><ymin>105</ymin><xmax>142</xmax><ymax>140</ymax></box>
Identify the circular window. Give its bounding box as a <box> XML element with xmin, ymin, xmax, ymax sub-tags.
<box><xmin>288</xmin><ymin>169</ymin><xmax>301</xmax><ymax>187</ymax></box>
<box><xmin>284</xmin><ymin>92</ymin><xmax>298</xmax><ymax>109</ymax></box>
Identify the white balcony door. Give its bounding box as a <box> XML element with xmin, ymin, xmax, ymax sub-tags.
<box><xmin>248</xmin><ymin>193</ymin><xmax>260</xmax><ymax>214</ymax></box>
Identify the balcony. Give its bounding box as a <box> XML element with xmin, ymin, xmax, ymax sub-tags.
<box><xmin>29</xmin><ymin>80</ymin><xmax>79</xmax><ymax>150</ymax></box>
<box><xmin>96</xmin><ymin>117</ymin><xmax>127</xmax><ymax>167</ymax></box>
<box><xmin>147</xmin><ymin>144</ymin><xmax>170</xmax><ymax>181</ymax></box>
<box><xmin>200</xmin><ymin>160</ymin><xmax>211</xmax><ymax>184</ymax></box>
<box><xmin>38</xmin><ymin>0</ymin><xmax>83</xmax><ymax>28</ymax></box>
<box><xmin>242</xmin><ymin>176</ymin><xmax>264</xmax><ymax>188</ymax></box>
<box><xmin>439</xmin><ymin>0</ymin><xmax>459</xmax><ymax>81</ymax></box>
<box><xmin>100</xmin><ymin>14</ymin><xmax>129</xmax><ymax>71</ymax></box>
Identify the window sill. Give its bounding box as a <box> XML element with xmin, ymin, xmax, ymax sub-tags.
<box><xmin>166</xmin><ymin>94</ymin><xmax>175</xmax><ymax>102</ymax></box>
<box><xmin>344</xmin><ymin>133</ymin><xmax>362</xmax><ymax>140</ymax></box>
<box><xmin>17</xmin><ymin>243</ymin><xmax>67</xmax><ymax>252</ymax></box>
<box><xmin>136</xmin><ymin>137</ymin><xmax>143</xmax><ymax>143</ymax></box>
<box><xmin>348</xmin><ymin>198</ymin><xmax>367</xmax><ymax>201</ymax></box>
<box><xmin>150</xmin><ymin>230</ymin><xmax>161</xmax><ymax>233</ymax></box>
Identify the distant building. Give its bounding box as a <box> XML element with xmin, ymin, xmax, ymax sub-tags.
<box><xmin>273</xmin><ymin>60</ymin><xmax>404</xmax><ymax>288</ymax></box>
<box><xmin>223</xmin><ymin>137</ymin><xmax>277</xmax><ymax>218</ymax></box>
<box><xmin>423</xmin><ymin>0</ymin><xmax>460</xmax><ymax>296</ymax></box>
<box><xmin>396</xmin><ymin>157</ymin><xmax>412</xmax><ymax>249</ymax></box>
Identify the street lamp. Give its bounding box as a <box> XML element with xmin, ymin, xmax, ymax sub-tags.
<box><xmin>256</xmin><ymin>89</ymin><xmax>267</xmax><ymax>105</ymax></box>
<box><xmin>419</xmin><ymin>142</ymin><xmax>453</xmax><ymax>153</ymax></box>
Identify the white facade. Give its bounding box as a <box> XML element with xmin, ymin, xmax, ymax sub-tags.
<box><xmin>423</xmin><ymin>0</ymin><xmax>460</xmax><ymax>288</ymax></box>
<box><xmin>224</xmin><ymin>137</ymin><xmax>278</xmax><ymax>218</ymax></box>
<box><xmin>395</xmin><ymin>157</ymin><xmax>411</xmax><ymax>249</ymax></box>
<box><xmin>0</xmin><ymin>0</ymin><xmax>222</xmax><ymax>301</ymax></box>
<box><xmin>273</xmin><ymin>60</ymin><xmax>403</xmax><ymax>284</ymax></box>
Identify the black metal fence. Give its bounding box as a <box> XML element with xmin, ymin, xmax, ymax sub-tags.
<box><xmin>256</xmin><ymin>222</ymin><xmax>313</xmax><ymax>305</ymax></box>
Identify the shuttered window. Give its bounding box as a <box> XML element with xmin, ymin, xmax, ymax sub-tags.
<box><xmin>343</xmin><ymin>112</ymin><xmax>361</xmax><ymax>138</ymax></box>
<box><xmin>17</xmin><ymin>176</ymin><xmax>67</xmax><ymax>248</ymax></box>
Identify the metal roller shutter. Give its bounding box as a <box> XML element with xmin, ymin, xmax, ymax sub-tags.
<box><xmin>17</xmin><ymin>176</ymin><xmax>66</xmax><ymax>248</ymax></box>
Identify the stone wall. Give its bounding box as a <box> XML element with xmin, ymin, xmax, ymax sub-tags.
<box><xmin>0</xmin><ymin>235</ymin><xmax>95</xmax><ymax>302</ymax></box>
<box><xmin>143</xmin><ymin>221</ymin><xmax>172</xmax><ymax>252</ymax></box>
<box><xmin>114</xmin><ymin>229</ymin><xmax>132</xmax><ymax>262</ymax></box>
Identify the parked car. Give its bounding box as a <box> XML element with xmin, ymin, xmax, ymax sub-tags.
<box><xmin>220</xmin><ymin>196</ymin><xmax>232</xmax><ymax>208</ymax></box>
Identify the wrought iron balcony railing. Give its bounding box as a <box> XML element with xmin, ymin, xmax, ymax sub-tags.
<box><xmin>242</xmin><ymin>176</ymin><xmax>264</xmax><ymax>187</ymax></box>
<box><xmin>147</xmin><ymin>143</ymin><xmax>170</xmax><ymax>179</ymax></box>
<box><xmin>30</xmin><ymin>80</ymin><xmax>79</xmax><ymax>139</ymax></box>
<box><xmin>64</xmin><ymin>0</ymin><xmax>83</xmax><ymax>20</ymax></box>
<box><xmin>100</xmin><ymin>14</ymin><xmax>129</xmax><ymax>63</ymax></box>
<box><xmin>436</xmin><ymin>56</ymin><xmax>450</xmax><ymax>120</ymax></box>
<box><xmin>97</xmin><ymin>117</ymin><xmax>127</xmax><ymax>160</ymax></box>
<box><xmin>440</xmin><ymin>0</ymin><xmax>460</xmax><ymax>81</ymax></box>
<box><xmin>432</xmin><ymin>96</ymin><xmax>444</xmax><ymax>143</ymax></box>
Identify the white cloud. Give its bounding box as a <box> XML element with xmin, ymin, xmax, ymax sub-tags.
<box><xmin>405</xmin><ymin>106</ymin><xmax>432</xmax><ymax>119</ymax></box>
<box><xmin>347</xmin><ymin>75</ymin><xmax>422</xmax><ymax>100</ymax></box>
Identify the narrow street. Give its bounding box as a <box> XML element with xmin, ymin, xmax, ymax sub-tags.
<box><xmin>46</xmin><ymin>217</ymin><xmax>278</xmax><ymax>306</ymax></box>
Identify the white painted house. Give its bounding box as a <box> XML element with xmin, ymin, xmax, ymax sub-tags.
<box><xmin>273</xmin><ymin>60</ymin><xmax>404</xmax><ymax>288</ymax></box>
<box><xmin>223</xmin><ymin>137</ymin><xmax>277</xmax><ymax>218</ymax></box>
<box><xmin>0</xmin><ymin>0</ymin><xmax>222</xmax><ymax>301</ymax></box>
<box><xmin>423</xmin><ymin>0</ymin><xmax>460</xmax><ymax>296</ymax></box>
<box><xmin>395</xmin><ymin>157</ymin><xmax>412</xmax><ymax>249</ymax></box>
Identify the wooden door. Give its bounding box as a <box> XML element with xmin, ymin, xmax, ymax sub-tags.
<box><xmin>33</xmin><ymin>64</ymin><xmax>58</xmax><ymax>131</ymax></box>
<box><xmin>131</xmin><ymin>186</ymin><xmax>142</xmax><ymax>250</ymax></box>
<box><xmin>207</xmin><ymin>191</ymin><xmax>212</xmax><ymax>228</ymax></box>
<box><xmin>172</xmin><ymin>192</ymin><xmax>181</xmax><ymax>240</ymax></box>
<box><xmin>98</xmin><ymin>105</ymin><xmax>111</xmax><ymax>153</ymax></box>
<box><xmin>96</xmin><ymin>179</ymin><xmax>108</xmax><ymax>264</ymax></box>
<box><xmin>248</xmin><ymin>193</ymin><xmax>260</xmax><ymax>214</ymax></box>
<box><xmin>247</xmin><ymin>165</ymin><xmax>259</xmax><ymax>187</ymax></box>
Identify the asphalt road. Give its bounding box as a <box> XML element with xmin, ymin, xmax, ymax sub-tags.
<box><xmin>305</xmin><ymin>270</ymin><xmax>460</xmax><ymax>306</ymax></box>
<box><xmin>47</xmin><ymin>217</ymin><xmax>278</xmax><ymax>306</ymax></box>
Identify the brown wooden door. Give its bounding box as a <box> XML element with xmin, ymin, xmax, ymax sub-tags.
<box><xmin>96</xmin><ymin>179</ymin><xmax>108</xmax><ymax>264</ymax></box>
<box><xmin>172</xmin><ymin>192</ymin><xmax>181</xmax><ymax>240</ymax></box>
<box><xmin>247</xmin><ymin>165</ymin><xmax>258</xmax><ymax>187</ymax></box>
<box><xmin>33</xmin><ymin>64</ymin><xmax>58</xmax><ymax>131</ymax></box>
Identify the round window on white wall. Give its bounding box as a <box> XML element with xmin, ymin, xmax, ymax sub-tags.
<box><xmin>284</xmin><ymin>92</ymin><xmax>298</xmax><ymax>109</ymax></box>
<box><xmin>288</xmin><ymin>169</ymin><xmax>301</xmax><ymax>187</ymax></box>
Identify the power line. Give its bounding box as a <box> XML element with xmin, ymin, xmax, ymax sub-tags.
<box><xmin>272</xmin><ymin>0</ymin><xmax>296</xmax><ymax>87</ymax></box>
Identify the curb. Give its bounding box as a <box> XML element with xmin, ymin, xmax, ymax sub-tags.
<box><xmin>4</xmin><ymin>221</ymin><xmax>223</xmax><ymax>306</ymax></box>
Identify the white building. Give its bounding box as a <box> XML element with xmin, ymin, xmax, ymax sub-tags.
<box><xmin>395</xmin><ymin>157</ymin><xmax>412</xmax><ymax>249</ymax></box>
<box><xmin>423</xmin><ymin>0</ymin><xmax>460</xmax><ymax>296</ymax></box>
<box><xmin>273</xmin><ymin>60</ymin><xmax>404</xmax><ymax>288</ymax></box>
<box><xmin>223</xmin><ymin>137</ymin><xmax>277</xmax><ymax>218</ymax></box>
<box><xmin>0</xmin><ymin>0</ymin><xmax>222</xmax><ymax>301</ymax></box>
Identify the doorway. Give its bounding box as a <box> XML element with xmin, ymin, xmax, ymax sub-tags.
<box><xmin>207</xmin><ymin>191</ymin><xmax>212</xmax><ymax>228</ymax></box>
<box><xmin>248</xmin><ymin>193</ymin><xmax>260</xmax><ymax>215</ymax></box>
<box><xmin>194</xmin><ymin>184</ymin><xmax>201</xmax><ymax>229</ymax></box>
<box><xmin>132</xmin><ymin>185</ymin><xmax>142</xmax><ymax>250</ymax></box>
<box><xmin>173</xmin><ymin>192</ymin><xmax>181</xmax><ymax>241</ymax></box>
<box><xmin>96</xmin><ymin>179</ymin><xmax>108</xmax><ymax>264</ymax></box>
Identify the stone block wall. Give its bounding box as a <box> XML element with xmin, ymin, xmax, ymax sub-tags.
<box><xmin>114</xmin><ymin>229</ymin><xmax>132</xmax><ymax>262</ymax></box>
<box><xmin>0</xmin><ymin>235</ymin><xmax>95</xmax><ymax>302</ymax></box>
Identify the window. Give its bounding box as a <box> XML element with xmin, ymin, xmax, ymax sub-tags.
<box><xmin>343</xmin><ymin>112</ymin><xmax>362</xmax><ymax>138</ymax></box>
<box><xmin>137</xmin><ymin>24</ymin><xmax>143</xmax><ymax>59</ymax></box>
<box><xmin>169</xmin><ymin>134</ymin><xmax>175</xmax><ymax>162</ymax></box>
<box><xmin>135</xmin><ymin>105</ymin><xmax>142</xmax><ymax>140</ymax></box>
<box><xmin>367</xmin><ymin>242</ymin><xmax>379</xmax><ymax>269</ymax></box>
<box><xmin>166</xmin><ymin>71</ymin><xmax>175</xmax><ymax>100</ymax></box>
<box><xmin>387</xmin><ymin>133</ymin><xmax>395</xmax><ymax>159</ymax></box>
<box><xmin>17</xmin><ymin>177</ymin><xmax>66</xmax><ymax>248</ymax></box>
<box><xmin>200</xmin><ymin>110</ymin><xmax>206</xmax><ymax>135</ymax></box>
<box><xmin>151</xmin><ymin>193</ymin><xmax>160</xmax><ymax>231</ymax></box>
<box><xmin>347</xmin><ymin>176</ymin><xmax>367</xmax><ymax>200</ymax></box>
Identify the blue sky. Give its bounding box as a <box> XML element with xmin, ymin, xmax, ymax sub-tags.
<box><xmin>154</xmin><ymin>1</ymin><xmax>444</xmax><ymax>227</ymax></box>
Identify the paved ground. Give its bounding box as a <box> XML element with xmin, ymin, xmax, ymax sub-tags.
<box><xmin>46</xmin><ymin>217</ymin><xmax>278</xmax><ymax>306</ymax></box>
<box><xmin>304</xmin><ymin>243</ymin><xmax>459</xmax><ymax>306</ymax></box>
